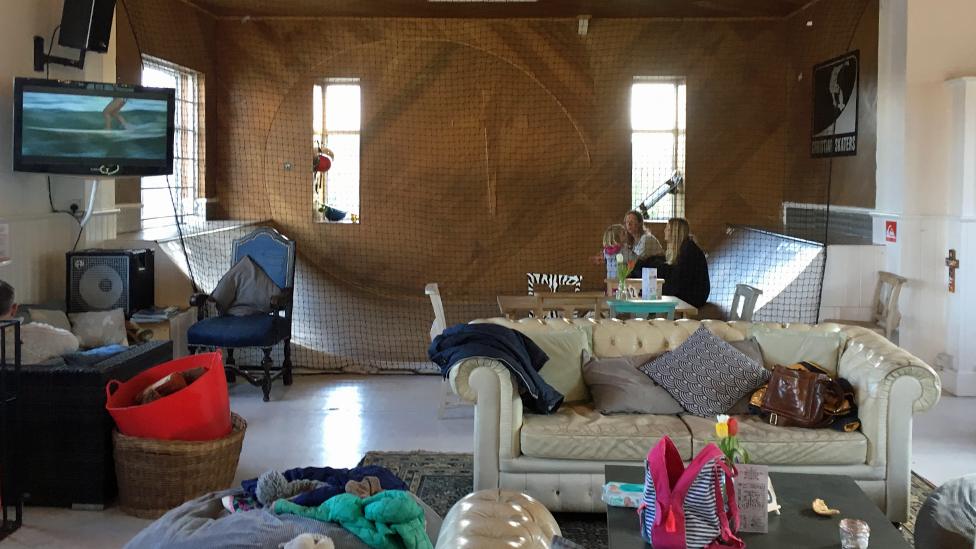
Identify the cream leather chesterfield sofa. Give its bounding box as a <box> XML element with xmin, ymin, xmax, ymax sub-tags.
<box><xmin>448</xmin><ymin>318</ymin><xmax>941</xmax><ymax>523</ymax></box>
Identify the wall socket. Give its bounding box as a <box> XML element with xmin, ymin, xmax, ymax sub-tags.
<box><xmin>934</xmin><ymin>352</ymin><xmax>955</xmax><ymax>372</ymax></box>
<box><xmin>50</xmin><ymin>178</ymin><xmax>84</xmax><ymax>213</ymax></box>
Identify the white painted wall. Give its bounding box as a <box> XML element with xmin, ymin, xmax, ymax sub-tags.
<box><xmin>876</xmin><ymin>0</ymin><xmax>976</xmax><ymax>394</ymax></box>
<box><xmin>820</xmin><ymin>244</ymin><xmax>887</xmax><ymax>323</ymax></box>
<box><xmin>0</xmin><ymin>0</ymin><xmax>118</xmax><ymax>304</ymax></box>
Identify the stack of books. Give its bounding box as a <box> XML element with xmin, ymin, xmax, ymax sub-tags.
<box><xmin>131</xmin><ymin>306</ymin><xmax>180</xmax><ymax>324</ymax></box>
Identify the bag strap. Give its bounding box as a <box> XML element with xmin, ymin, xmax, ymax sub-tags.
<box><xmin>647</xmin><ymin>435</ymin><xmax>684</xmax><ymax>529</ymax></box>
<box><xmin>711</xmin><ymin>460</ymin><xmax>745</xmax><ymax>549</ymax></box>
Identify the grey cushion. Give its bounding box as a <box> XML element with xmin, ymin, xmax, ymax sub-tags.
<box><xmin>723</xmin><ymin>338</ymin><xmax>763</xmax><ymax>414</ymax></box>
<box><xmin>729</xmin><ymin>338</ymin><xmax>763</xmax><ymax>368</ymax></box>
<box><xmin>725</xmin><ymin>395</ymin><xmax>753</xmax><ymax>415</ymax></box>
<box><xmin>211</xmin><ymin>256</ymin><xmax>283</xmax><ymax>317</ymax></box>
<box><xmin>582</xmin><ymin>353</ymin><xmax>684</xmax><ymax>414</ymax></box>
<box><xmin>915</xmin><ymin>474</ymin><xmax>976</xmax><ymax>549</ymax></box>
<box><xmin>639</xmin><ymin>326</ymin><xmax>771</xmax><ymax>417</ymax></box>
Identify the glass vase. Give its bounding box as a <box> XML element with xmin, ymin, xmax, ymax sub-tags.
<box><xmin>615</xmin><ymin>282</ymin><xmax>628</xmax><ymax>300</ymax></box>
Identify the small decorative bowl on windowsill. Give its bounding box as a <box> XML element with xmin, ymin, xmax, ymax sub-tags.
<box><xmin>319</xmin><ymin>205</ymin><xmax>347</xmax><ymax>222</ymax></box>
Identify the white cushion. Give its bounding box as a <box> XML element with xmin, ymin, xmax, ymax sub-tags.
<box><xmin>749</xmin><ymin>325</ymin><xmax>847</xmax><ymax>375</ymax></box>
<box><xmin>2</xmin><ymin>323</ymin><xmax>79</xmax><ymax>364</ymax></box>
<box><xmin>26</xmin><ymin>309</ymin><xmax>71</xmax><ymax>332</ymax></box>
<box><xmin>682</xmin><ymin>414</ymin><xmax>867</xmax><ymax>465</ymax></box>
<box><xmin>520</xmin><ymin>403</ymin><xmax>692</xmax><ymax>461</ymax></box>
<box><xmin>527</xmin><ymin>330</ymin><xmax>590</xmax><ymax>403</ymax></box>
<box><xmin>69</xmin><ymin>308</ymin><xmax>128</xmax><ymax>348</ymax></box>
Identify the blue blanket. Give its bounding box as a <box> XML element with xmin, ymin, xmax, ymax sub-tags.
<box><xmin>242</xmin><ymin>465</ymin><xmax>407</xmax><ymax>507</ymax></box>
<box><xmin>62</xmin><ymin>344</ymin><xmax>129</xmax><ymax>366</ymax></box>
<box><xmin>428</xmin><ymin>323</ymin><xmax>563</xmax><ymax>414</ymax></box>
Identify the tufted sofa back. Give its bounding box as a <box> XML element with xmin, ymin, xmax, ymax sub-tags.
<box><xmin>478</xmin><ymin>317</ymin><xmax>851</xmax><ymax>359</ymax></box>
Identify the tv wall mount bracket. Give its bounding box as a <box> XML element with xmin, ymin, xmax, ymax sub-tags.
<box><xmin>33</xmin><ymin>35</ymin><xmax>86</xmax><ymax>72</ymax></box>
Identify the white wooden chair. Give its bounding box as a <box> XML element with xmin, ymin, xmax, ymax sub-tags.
<box><xmin>729</xmin><ymin>284</ymin><xmax>763</xmax><ymax>321</ymax></box>
<box><xmin>425</xmin><ymin>283</ymin><xmax>447</xmax><ymax>341</ymax></box>
<box><xmin>824</xmin><ymin>272</ymin><xmax>908</xmax><ymax>341</ymax></box>
<box><xmin>427</xmin><ymin>283</ymin><xmax>472</xmax><ymax>419</ymax></box>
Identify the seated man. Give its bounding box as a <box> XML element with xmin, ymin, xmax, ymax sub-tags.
<box><xmin>0</xmin><ymin>279</ymin><xmax>79</xmax><ymax>364</ymax></box>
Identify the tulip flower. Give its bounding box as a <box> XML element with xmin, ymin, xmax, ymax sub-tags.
<box><xmin>715</xmin><ymin>415</ymin><xmax>749</xmax><ymax>464</ymax></box>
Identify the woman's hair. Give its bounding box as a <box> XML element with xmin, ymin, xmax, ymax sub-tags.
<box><xmin>623</xmin><ymin>210</ymin><xmax>645</xmax><ymax>246</ymax></box>
<box><xmin>603</xmin><ymin>224</ymin><xmax>627</xmax><ymax>248</ymax></box>
<box><xmin>665</xmin><ymin>218</ymin><xmax>691</xmax><ymax>264</ymax></box>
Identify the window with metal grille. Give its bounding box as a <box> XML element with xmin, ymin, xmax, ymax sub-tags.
<box><xmin>141</xmin><ymin>56</ymin><xmax>204</xmax><ymax>228</ymax></box>
<box><xmin>313</xmin><ymin>79</ymin><xmax>361</xmax><ymax>223</ymax></box>
<box><xmin>631</xmin><ymin>78</ymin><xmax>686</xmax><ymax>220</ymax></box>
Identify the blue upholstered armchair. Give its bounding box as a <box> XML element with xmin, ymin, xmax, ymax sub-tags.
<box><xmin>187</xmin><ymin>227</ymin><xmax>295</xmax><ymax>401</ymax></box>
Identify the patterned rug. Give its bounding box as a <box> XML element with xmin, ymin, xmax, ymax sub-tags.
<box><xmin>359</xmin><ymin>451</ymin><xmax>935</xmax><ymax>548</ymax></box>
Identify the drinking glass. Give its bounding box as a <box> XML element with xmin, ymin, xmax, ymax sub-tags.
<box><xmin>839</xmin><ymin>518</ymin><xmax>870</xmax><ymax>549</ymax></box>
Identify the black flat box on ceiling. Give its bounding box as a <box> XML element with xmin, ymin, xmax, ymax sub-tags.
<box><xmin>59</xmin><ymin>0</ymin><xmax>116</xmax><ymax>53</ymax></box>
<box><xmin>66</xmin><ymin>249</ymin><xmax>154</xmax><ymax>318</ymax></box>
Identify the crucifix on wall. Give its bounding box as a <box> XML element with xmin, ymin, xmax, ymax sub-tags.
<box><xmin>946</xmin><ymin>249</ymin><xmax>960</xmax><ymax>293</ymax></box>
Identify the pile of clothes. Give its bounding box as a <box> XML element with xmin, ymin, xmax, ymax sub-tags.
<box><xmin>221</xmin><ymin>465</ymin><xmax>433</xmax><ymax>549</ymax></box>
<box><xmin>124</xmin><ymin>463</ymin><xmax>437</xmax><ymax>549</ymax></box>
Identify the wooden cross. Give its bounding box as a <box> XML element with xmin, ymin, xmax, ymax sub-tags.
<box><xmin>946</xmin><ymin>249</ymin><xmax>960</xmax><ymax>293</ymax></box>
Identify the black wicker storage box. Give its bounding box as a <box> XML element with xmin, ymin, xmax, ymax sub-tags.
<box><xmin>11</xmin><ymin>340</ymin><xmax>173</xmax><ymax>508</ymax></box>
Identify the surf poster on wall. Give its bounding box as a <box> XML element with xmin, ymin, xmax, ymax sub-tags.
<box><xmin>811</xmin><ymin>50</ymin><xmax>859</xmax><ymax>158</ymax></box>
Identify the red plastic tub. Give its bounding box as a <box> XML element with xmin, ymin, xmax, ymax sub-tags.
<box><xmin>105</xmin><ymin>352</ymin><xmax>231</xmax><ymax>441</ymax></box>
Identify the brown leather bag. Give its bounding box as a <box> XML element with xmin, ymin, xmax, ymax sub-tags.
<box><xmin>760</xmin><ymin>365</ymin><xmax>846</xmax><ymax>428</ymax></box>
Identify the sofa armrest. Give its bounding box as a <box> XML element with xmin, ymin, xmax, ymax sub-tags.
<box><xmin>838</xmin><ymin>327</ymin><xmax>940</xmax><ymax>470</ymax></box>
<box><xmin>448</xmin><ymin>358</ymin><xmax>524</xmax><ymax>491</ymax></box>
<box><xmin>837</xmin><ymin>327</ymin><xmax>941</xmax><ymax>521</ymax></box>
<box><xmin>838</xmin><ymin>328</ymin><xmax>941</xmax><ymax>414</ymax></box>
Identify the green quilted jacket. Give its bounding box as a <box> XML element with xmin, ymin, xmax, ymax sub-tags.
<box><xmin>274</xmin><ymin>490</ymin><xmax>432</xmax><ymax>549</ymax></box>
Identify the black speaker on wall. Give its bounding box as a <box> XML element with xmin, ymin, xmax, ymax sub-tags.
<box><xmin>59</xmin><ymin>0</ymin><xmax>117</xmax><ymax>53</ymax></box>
<box><xmin>66</xmin><ymin>249</ymin><xmax>154</xmax><ymax>318</ymax></box>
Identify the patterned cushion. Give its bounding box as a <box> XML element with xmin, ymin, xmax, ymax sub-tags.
<box><xmin>639</xmin><ymin>326</ymin><xmax>770</xmax><ymax>416</ymax></box>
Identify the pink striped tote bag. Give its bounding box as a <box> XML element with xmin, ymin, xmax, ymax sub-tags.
<box><xmin>638</xmin><ymin>436</ymin><xmax>744</xmax><ymax>549</ymax></box>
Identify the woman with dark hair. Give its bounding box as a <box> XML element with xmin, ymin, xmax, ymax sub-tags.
<box><xmin>656</xmin><ymin>218</ymin><xmax>710</xmax><ymax>308</ymax></box>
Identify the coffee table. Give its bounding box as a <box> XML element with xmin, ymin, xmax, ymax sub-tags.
<box><xmin>605</xmin><ymin>465</ymin><xmax>910</xmax><ymax>548</ymax></box>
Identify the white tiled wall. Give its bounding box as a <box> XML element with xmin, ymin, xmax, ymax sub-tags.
<box><xmin>819</xmin><ymin>244</ymin><xmax>887</xmax><ymax>322</ymax></box>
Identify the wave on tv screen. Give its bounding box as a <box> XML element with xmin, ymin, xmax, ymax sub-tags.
<box><xmin>22</xmin><ymin>92</ymin><xmax>168</xmax><ymax>159</ymax></box>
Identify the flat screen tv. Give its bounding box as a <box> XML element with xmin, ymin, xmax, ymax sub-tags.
<box><xmin>13</xmin><ymin>77</ymin><xmax>175</xmax><ymax>176</ymax></box>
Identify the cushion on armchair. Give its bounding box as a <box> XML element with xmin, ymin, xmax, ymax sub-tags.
<box><xmin>188</xmin><ymin>314</ymin><xmax>283</xmax><ymax>348</ymax></box>
<box><xmin>211</xmin><ymin>256</ymin><xmax>283</xmax><ymax>317</ymax></box>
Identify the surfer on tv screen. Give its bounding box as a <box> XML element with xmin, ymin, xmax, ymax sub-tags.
<box><xmin>102</xmin><ymin>97</ymin><xmax>129</xmax><ymax>130</ymax></box>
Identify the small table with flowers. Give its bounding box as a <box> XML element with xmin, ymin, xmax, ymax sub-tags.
<box><xmin>607</xmin><ymin>295</ymin><xmax>684</xmax><ymax>320</ymax></box>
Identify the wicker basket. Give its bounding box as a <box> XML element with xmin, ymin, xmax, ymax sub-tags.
<box><xmin>113</xmin><ymin>413</ymin><xmax>246</xmax><ymax>518</ymax></box>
